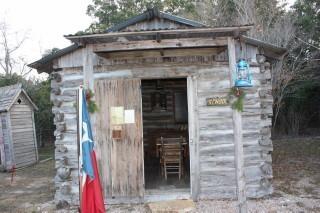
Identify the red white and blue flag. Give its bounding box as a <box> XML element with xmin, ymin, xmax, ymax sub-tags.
<box><xmin>78</xmin><ymin>87</ymin><xmax>106</xmax><ymax>213</ymax></box>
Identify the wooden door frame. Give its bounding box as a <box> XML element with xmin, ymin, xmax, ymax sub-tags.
<box><xmin>187</xmin><ymin>76</ymin><xmax>199</xmax><ymax>201</ymax></box>
<box><xmin>141</xmin><ymin>77</ymin><xmax>196</xmax><ymax>201</ymax></box>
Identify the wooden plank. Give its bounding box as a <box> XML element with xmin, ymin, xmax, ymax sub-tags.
<box><xmin>228</xmin><ymin>37</ymin><xmax>247</xmax><ymax>212</ymax></box>
<box><xmin>10</xmin><ymin>106</ymin><xmax>31</xmax><ymax>111</ymax></box>
<box><xmin>6</xmin><ymin>113</ymin><xmax>15</xmax><ymax>167</ymax></box>
<box><xmin>12</xmin><ymin>133</ymin><xmax>34</xmax><ymax>140</ymax></box>
<box><xmin>12</xmin><ymin>133</ymin><xmax>34</xmax><ymax>143</ymax></box>
<box><xmin>97</xmin><ymin>47</ymin><xmax>225</xmax><ymax>59</ymax></box>
<box><xmin>11</xmin><ymin>128</ymin><xmax>34</xmax><ymax>133</ymax></box>
<box><xmin>66</xmin><ymin>26</ymin><xmax>252</xmax><ymax>40</ymax></box>
<box><xmin>15</xmin><ymin>157</ymin><xmax>36</xmax><ymax>166</ymax></box>
<box><xmin>12</xmin><ymin>140</ymin><xmax>35</xmax><ymax>147</ymax></box>
<box><xmin>83</xmin><ymin>45</ymin><xmax>94</xmax><ymax>90</ymax></box>
<box><xmin>0</xmin><ymin>114</ymin><xmax>4</xmax><ymax>167</ymax></box>
<box><xmin>187</xmin><ymin>76</ymin><xmax>200</xmax><ymax>200</ymax></box>
<box><xmin>11</xmin><ymin>124</ymin><xmax>33</xmax><ymax>130</ymax></box>
<box><xmin>10</xmin><ymin>118</ymin><xmax>33</xmax><ymax>123</ymax></box>
<box><xmin>10</xmin><ymin>114</ymin><xmax>32</xmax><ymax>119</ymax></box>
<box><xmin>15</xmin><ymin>157</ymin><xmax>36</xmax><ymax>164</ymax></box>
<box><xmin>12</xmin><ymin>144</ymin><xmax>36</xmax><ymax>152</ymax></box>
<box><xmin>13</xmin><ymin>149</ymin><xmax>36</xmax><ymax>158</ymax></box>
<box><xmin>93</xmin><ymin>38</ymin><xmax>228</xmax><ymax>53</ymax></box>
<box><xmin>14</xmin><ymin>149</ymin><xmax>36</xmax><ymax>157</ymax></box>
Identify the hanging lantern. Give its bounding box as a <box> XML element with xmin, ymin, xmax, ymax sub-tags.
<box><xmin>235</xmin><ymin>59</ymin><xmax>253</xmax><ymax>87</ymax></box>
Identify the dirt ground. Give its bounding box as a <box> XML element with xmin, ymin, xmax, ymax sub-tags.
<box><xmin>0</xmin><ymin>159</ymin><xmax>55</xmax><ymax>213</ymax></box>
<box><xmin>0</xmin><ymin>139</ymin><xmax>319</xmax><ymax>212</ymax></box>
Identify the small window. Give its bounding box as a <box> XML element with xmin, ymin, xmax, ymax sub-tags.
<box><xmin>17</xmin><ymin>99</ymin><xmax>22</xmax><ymax>104</ymax></box>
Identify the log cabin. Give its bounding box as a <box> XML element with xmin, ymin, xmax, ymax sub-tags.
<box><xmin>0</xmin><ymin>83</ymin><xmax>38</xmax><ymax>171</ymax></box>
<box><xmin>29</xmin><ymin>8</ymin><xmax>286</xmax><ymax>207</ymax></box>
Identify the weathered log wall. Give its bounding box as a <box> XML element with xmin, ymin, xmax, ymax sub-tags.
<box><xmin>197</xmin><ymin>64</ymin><xmax>273</xmax><ymax>199</ymax></box>
<box><xmin>51</xmin><ymin>67</ymin><xmax>83</xmax><ymax>206</ymax></box>
<box><xmin>52</xmin><ymin>41</ymin><xmax>274</xmax><ymax>205</ymax></box>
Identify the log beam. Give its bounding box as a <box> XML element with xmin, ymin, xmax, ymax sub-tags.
<box><xmin>96</xmin><ymin>47</ymin><xmax>226</xmax><ymax>59</ymax></box>
<box><xmin>93</xmin><ymin>37</ymin><xmax>228</xmax><ymax>53</ymax></box>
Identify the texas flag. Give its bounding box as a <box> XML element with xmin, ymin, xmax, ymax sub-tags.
<box><xmin>78</xmin><ymin>87</ymin><xmax>106</xmax><ymax>213</ymax></box>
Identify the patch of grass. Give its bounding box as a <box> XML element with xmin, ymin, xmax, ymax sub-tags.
<box><xmin>38</xmin><ymin>145</ymin><xmax>54</xmax><ymax>161</ymax></box>
<box><xmin>272</xmin><ymin>138</ymin><xmax>320</xmax><ymax>197</ymax></box>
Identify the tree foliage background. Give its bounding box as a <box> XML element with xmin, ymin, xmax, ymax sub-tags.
<box><xmin>86</xmin><ymin>0</ymin><xmax>197</xmax><ymax>32</ymax></box>
<box><xmin>86</xmin><ymin>0</ymin><xmax>320</xmax><ymax>137</ymax></box>
<box><xmin>0</xmin><ymin>0</ymin><xmax>319</xmax><ymax>141</ymax></box>
<box><xmin>0</xmin><ymin>21</ymin><xmax>54</xmax><ymax>147</ymax></box>
<box><xmin>0</xmin><ymin>74</ymin><xmax>54</xmax><ymax>146</ymax></box>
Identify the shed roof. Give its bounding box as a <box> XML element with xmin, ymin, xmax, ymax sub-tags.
<box><xmin>28</xmin><ymin>9</ymin><xmax>287</xmax><ymax>73</ymax></box>
<box><xmin>28</xmin><ymin>44</ymin><xmax>82</xmax><ymax>71</ymax></box>
<box><xmin>0</xmin><ymin>83</ymin><xmax>38</xmax><ymax>112</ymax></box>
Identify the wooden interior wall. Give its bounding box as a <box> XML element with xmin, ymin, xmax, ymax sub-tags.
<box><xmin>10</xmin><ymin>94</ymin><xmax>37</xmax><ymax>168</ymax></box>
<box><xmin>141</xmin><ymin>79</ymin><xmax>188</xmax><ymax>157</ymax></box>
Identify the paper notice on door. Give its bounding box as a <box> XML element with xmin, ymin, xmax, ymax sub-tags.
<box><xmin>110</xmin><ymin>106</ymin><xmax>124</xmax><ymax>125</ymax></box>
<box><xmin>124</xmin><ymin>109</ymin><xmax>135</xmax><ymax>124</ymax></box>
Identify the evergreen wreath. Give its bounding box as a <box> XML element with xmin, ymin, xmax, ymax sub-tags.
<box><xmin>228</xmin><ymin>87</ymin><xmax>246</xmax><ymax>112</ymax></box>
<box><xmin>85</xmin><ymin>89</ymin><xmax>98</xmax><ymax>113</ymax></box>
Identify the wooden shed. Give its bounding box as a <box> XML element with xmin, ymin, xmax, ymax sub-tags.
<box><xmin>0</xmin><ymin>83</ymin><xmax>38</xmax><ymax>170</ymax></box>
<box><xmin>29</xmin><ymin>8</ymin><xmax>286</xmax><ymax>207</ymax></box>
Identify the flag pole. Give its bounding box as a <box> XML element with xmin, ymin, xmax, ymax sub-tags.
<box><xmin>77</xmin><ymin>87</ymin><xmax>83</xmax><ymax>211</ymax></box>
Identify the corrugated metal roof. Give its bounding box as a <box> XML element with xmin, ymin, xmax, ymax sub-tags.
<box><xmin>106</xmin><ymin>8</ymin><xmax>206</xmax><ymax>33</ymax></box>
<box><xmin>0</xmin><ymin>83</ymin><xmax>38</xmax><ymax>112</ymax></box>
<box><xmin>241</xmin><ymin>36</ymin><xmax>287</xmax><ymax>56</ymax></box>
<box><xmin>28</xmin><ymin>44</ymin><xmax>81</xmax><ymax>70</ymax></box>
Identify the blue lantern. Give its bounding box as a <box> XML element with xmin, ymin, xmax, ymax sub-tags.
<box><xmin>235</xmin><ymin>59</ymin><xmax>252</xmax><ymax>87</ymax></box>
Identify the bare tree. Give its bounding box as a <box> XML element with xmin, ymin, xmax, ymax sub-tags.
<box><xmin>0</xmin><ymin>21</ymin><xmax>32</xmax><ymax>77</ymax></box>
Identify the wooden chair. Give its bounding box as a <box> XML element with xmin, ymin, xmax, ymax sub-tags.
<box><xmin>160</xmin><ymin>137</ymin><xmax>184</xmax><ymax>180</ymax></box>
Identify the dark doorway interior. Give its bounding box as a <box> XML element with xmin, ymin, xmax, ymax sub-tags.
<box><xmin>142</xmin><ymin>78</ymin><xmax>190</xmax><ymax>190</ymax></box>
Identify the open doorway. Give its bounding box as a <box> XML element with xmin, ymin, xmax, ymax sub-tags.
<box><xmin>142</xmin><ymin>78</ymin><xmax>190</xmax><ymax>191</ymax></box>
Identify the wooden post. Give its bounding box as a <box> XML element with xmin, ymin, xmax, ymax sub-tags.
<box><xmin>77</xmin><ymin>88</ymin><xmax>83</xmax><ymax>207</ymax></box>
<box><xmin>83</xmin><ymin>45</ymin><xmax>94</xmax><ymax>90</ymax></box>
<box><xmin>227</xmin><ymin>37</ymin><xmax>247</xmax><ymax>213</ymax></box>
<box><xmin>0</xmin><ymin>116</ymin><xmax>4</xmax><ymax>168</ymax></box>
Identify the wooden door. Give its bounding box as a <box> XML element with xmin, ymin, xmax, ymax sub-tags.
<box><xmin>94</xmin><ymin>79</ymin><xmax>144</xmax><ymax>201</ymax></box>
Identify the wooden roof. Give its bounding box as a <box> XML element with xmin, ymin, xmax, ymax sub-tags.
<box><xmin>0</xmin><ymin>83</ymin><xmax>38</xmax><ymax>112</ymax></box>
